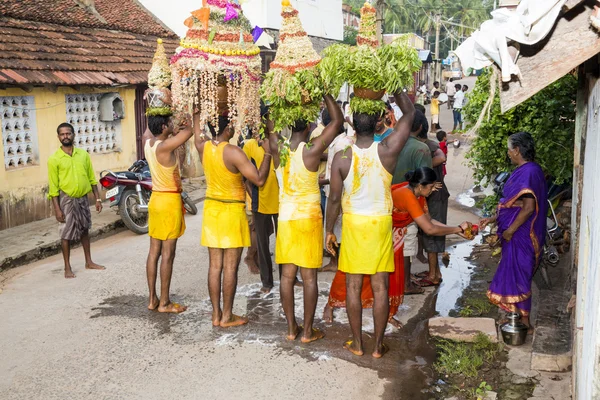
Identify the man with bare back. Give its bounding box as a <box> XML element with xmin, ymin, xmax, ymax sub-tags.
<box><xmin>195</xmin><ymin>115</ymin><xmax>272</xmax><ymax>328</ymax></box>
<box><xmin>269</xmin><ymin>95</ymin><xmax>343</xmax><ymax>343</ymax></box>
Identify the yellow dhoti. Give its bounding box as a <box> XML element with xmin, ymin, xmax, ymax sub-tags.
<box><xmin>275</xmin><ymin>217</ymin><xmax>323</xmax><ymax>269</ymax></box>
<box><xmin>148</xmin><ymin>192</ymin><xmax>185</xmax><ymax>241</ymax></box>
<box><xmin>201</xmin><ymin>199</ymin><xmax>250</xmax><ymax>248</ymax></box>
<box><xmin>339</xmin><ymin>214</ymin><xmax>394</xmax><ymax>275</ymax></box>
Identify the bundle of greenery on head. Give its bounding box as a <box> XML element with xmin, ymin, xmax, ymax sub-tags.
<box><xmin>318</xmin><ymin>2</ymin><xmax>421</xmax><ymax>115</ymax></box>
<box><xmin>260</xmin><ymin>0</ymin><xmax>323</xmax><ymax>132</ymax></box>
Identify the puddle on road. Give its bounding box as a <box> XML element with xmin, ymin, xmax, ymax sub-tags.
<box><xmin>434</xmin><ymin>235</ymin><xmax>482</xmax><ymax>317</ymax></box>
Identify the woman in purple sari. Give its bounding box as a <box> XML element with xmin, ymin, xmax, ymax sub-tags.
<box><xmin>480</xmin><ymin>132</ymin><xmax>547</xmax><ymax>331</ymax></box>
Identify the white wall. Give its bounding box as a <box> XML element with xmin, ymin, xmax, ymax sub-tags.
<box><xmin>574</xmin><ymin>75</ymin><xmax>600</xmax><ymax>400</ymax></box>
<box><xmin>139</xmin><ymin>0</ymin><xmax>343</xmax><ymax>40</ymax></box>
<box><xmin>243</xmin><ymin>0</ymin><xmax>343</xmax><ymax>41</ymax></box>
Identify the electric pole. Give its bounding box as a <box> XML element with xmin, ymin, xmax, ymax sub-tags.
<box><xmin>434</xmin><ymin>13</ymin><xmax>441</xmax><ymax>82</ymax></box>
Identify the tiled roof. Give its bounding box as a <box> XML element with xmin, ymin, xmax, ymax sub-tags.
<box><xmin>0</xmin><ymin>17</ymin><xmax>179</xmax><ymax>86</ymax></box>
<box><xmin>0</xmin><ymin>0</ymin><xmax>177</xmax><ymax>38</ymax></box>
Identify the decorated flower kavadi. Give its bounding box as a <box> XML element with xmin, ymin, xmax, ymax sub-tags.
<box><xmin>260</xmin><ymin>0</ymin><xmax>323</xmax><ymax>132</ymax></box>
<box><xmin>319</xmin><ymin>2</ymin><xmax>422</xmax><ymax>115</ymax></box>
<box><xmin>170</xmin><ymin>0</ymin><xmax>262</xmax><ymax>131</ymax></box>
<box><xmin>146</xmin><ymin>39</ymin><xmax>174</xmax><ymax>117</ymax></box>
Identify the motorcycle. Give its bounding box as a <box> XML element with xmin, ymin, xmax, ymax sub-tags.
<box><xmin>99</xmin><ymin>160</ymin><xmax>198</xmax><ymax>235</ymax></box>
<box><xmin>493</xmin><ymin>172</ymin><xmax>568</xmax><ymax>289</ymax></box>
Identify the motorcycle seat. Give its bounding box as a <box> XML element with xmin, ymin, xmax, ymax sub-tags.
<box><xmin>117</xmin><ymin>171</ymin><xmax>140</xmax><ymax>180</ymax></box>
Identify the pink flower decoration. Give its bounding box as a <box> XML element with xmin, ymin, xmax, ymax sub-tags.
<box><xmin>224</xmin><ymin>2</ymin><xmax>239</xmax><ymax>22</ymax></box>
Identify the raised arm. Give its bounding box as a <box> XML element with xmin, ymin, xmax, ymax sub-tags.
<box><xmin>193</xmin><ymin>113</ymin><xmax>210</xmax><ymax>158</ymax></box>
<box><xmin>159</xmin><ymin>115</ymin><xmax>194</xmax><ymax>153</ymax></box>
<box><xmin>304</xmin><ymin>95</ymin><xmax>343</xmax><ymax>170</ymax></box>
<box><xmin>384</xmin><ymin>92</ymin><xmax>415</xmax><ymax>155</ymax></box>
<box><xmin>230</xmin><ymin>139</ymin><xmax>272</xmax><ymax>187</ymax></box>
<box><xmin>324</xmin><ymin>151</ymin><xmax>345</xmax><ymax>256</ymax></box>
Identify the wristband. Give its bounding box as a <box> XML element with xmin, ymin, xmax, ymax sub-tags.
<box><xmin>96</xmin><ymin>199</ymin><xmax>102</xmax><ymax>203</ymax></box>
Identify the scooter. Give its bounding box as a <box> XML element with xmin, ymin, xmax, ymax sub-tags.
<box><xmin>99</xmin><ymin>160</ymin><xmax>197</xmax><ymax>235</ymax></box>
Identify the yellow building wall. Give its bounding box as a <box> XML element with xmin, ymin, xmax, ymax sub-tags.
<box><xmin>0</xmin><ymin>86</ymin><xmax>139</xmax><ymax>230</ymax></box>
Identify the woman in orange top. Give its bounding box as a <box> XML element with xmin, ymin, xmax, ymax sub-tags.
<box><xmin>324</xmin><ymin>167</ymin><xmax>471</xmax><ymax>327</ymax></box>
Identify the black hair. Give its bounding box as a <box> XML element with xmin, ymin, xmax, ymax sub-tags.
<box><xmin>56</xmin><ymin>122</ymin><xmax>74</xmax><ymax>135</ymax></box>
<box><xmin>342</xmin><ymin>101</ymin><xmax>349</xmax><ymax>108</ymax></box>
<box><xmin>433</xmin><ymin>81</ymin><xmax>439</xmax><ymax>86</ymax></box>
<box><xmin>322</xmin><ymin>108</ymin><xmax>332</xmax><ymax>126</ymax></box>
<box><xmin>455</xmin><ymin>84</ymin><xmax>462</xmax><ymax>91</ymax></box>
<box><xmin>291</xmin><ymin>120</ymin><xmax>309</xmax><ymax>133</ymax></box>
<box><xmin>353</xmin><ymin>112</ymin><xmax>380</xmax><ymax>136</ymax></box>
<box><xmin>433</xmin><ymin>91</ymin><xmax>440</xmax><ymax>97</ymax></box>
<box><xmin>405</xmin><ymin>167</ymin><xmax>438</xmax><ymax>188</ymax></box>
<box><xmin>385</xmin><ymin>102</ymin><xmax>393</xmax><ymax>111</ymax></box>
<box><xmin>462</xmin><ymin>85</ymin><xmax>469</xmax><ymax>91</ymax></box>
<box><xmin>509</xmin><ymin>132</ymin><xmax>536</xmax><ymax>162</ymax></box>
<box><xmin>436</xmin><ymin>130</ymin><xmax>447</xmax><ymax>142</ymax></box>
<box><xmin>207</xmin><ymin>115</ymin><xmax>231</xmax><ymax>137</ymax></box>
<box><xmin>148</xmin><ymin>115</ymin><xmax>171</xmax><ymax>136</ymax></box>
<box><xmin>414</xmin><ymin>103</ymin><xmax>426</xmax><ymax>114</ymax></box>
<box><xmin>411</xmin><ymin>110</ymin><xmax>428</xmax><ymax>135</ymax></box>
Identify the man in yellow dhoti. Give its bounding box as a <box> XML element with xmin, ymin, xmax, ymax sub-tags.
<box><xmin>145</xmin><ymin>115</ymin><xmax>193</xmax><ymax>314</ymax></box>
<box><xmin>325</xmin><ymin>92</ymin><xmax>415</xmax><ymax>358</ymax></box>
<box><xmin>195</xmin><ymin>115</ymin><xmax>272</xmax><ymax>328</ymax></box>
<box><xmin>269</xmin><ymin>95</ymin><xmax>343</xmax><ymax>343</ymax></box>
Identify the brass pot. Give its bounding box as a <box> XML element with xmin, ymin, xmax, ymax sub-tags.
<box><xmin>354</xmin><ymin>87</ymin><xmax>385</xmax><ymax>100</ymax></box>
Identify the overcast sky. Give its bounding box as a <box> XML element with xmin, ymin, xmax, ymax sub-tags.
<box><xmin>139</xmin><ymin>0</ymin><xmax>201</xmax><ymax>37</ymax></box>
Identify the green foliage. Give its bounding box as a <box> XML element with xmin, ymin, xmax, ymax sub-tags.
<box><xmin>464</xmin><ymin>68</ymin><xmax>576</xmax><ymax>185</ymax></box>
<box><xmin>318</xmin><ymin>44</ymin><xmax>350</xmax><ymax>97</ymax></box>
<box><xmin>475</xmin><ymin>194</ymin><xmax>500</xmax><ymax>217</ymax></box>
<box><xmin>434</xmin><ymin>333</ymin><xmax>502</xmax><ymax>379</ymax></box>
<box><xmin>343</xmin><ymin>26</ymin><xmax>358</xmax><ymax>46</ymax></box>
<box><xmin>261</xmin><ymin>68</ymin><xmax>323</xmax><ymax>131</ymax></box>
<box><xmin>460</xmin><ymin>296</ymin><xmax>494</xmax><ymax>317</ymax></box>
<box><xmin>350</xmin><ymin>97</ymin><xmax>386</xmax><ymax>115</ymax></box>
<box><xmin>476</xmin><ymin>381</ymin><xmax>493</xmax><ymax>400</ymax></box>
<box><xmin>145</xmin><ymin>107</ymin><xmax>172</xmax><ymax>117</ymax></box>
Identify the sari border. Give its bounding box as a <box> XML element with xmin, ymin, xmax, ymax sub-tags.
<box><xmin>487</xmin><ymin>289</ymin><xmax>531</xmax><ymax>316</ymax></box>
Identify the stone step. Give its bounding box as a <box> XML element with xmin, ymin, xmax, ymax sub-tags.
<box><xmin>429</xmin><ymin>317</ymin><xmax>499</xmax><ymax>343</ymax></box>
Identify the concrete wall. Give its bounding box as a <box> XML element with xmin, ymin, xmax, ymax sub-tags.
<box><xmin>0</xmin><ymin>86</ymin><xmax>139</xmax><ymax>230</ymax></box>
<box><xmin>573</xmin><ymin>67</ymin><xmax>600</xmax><ymax>400</ymax></box>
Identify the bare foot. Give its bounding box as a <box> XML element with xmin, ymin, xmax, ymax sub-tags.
<box><xmin>260</xmin><ymin>287</ymin><xmax>272</xmax><ymax>294</ymax></box>
<box><xmin>388</xmin><ymin>317</ymin><xmax>403</xmax><ymax>329</ymax></box>
<box><xmin>301</xmin><ymin>328</ymin><xmax>325</xmax><ymax>344</ymax></box>
<box><xmin>404</xmin><ymin>284</ymin><xmax>425</xmax><ymax>295</ymax></box>
<box><xmin>286</xmin><ymin>324</ymin><xmax>302</xmax><ymax>341</ymax></box>
<box><xmin>323</xmin><ymin>304</ymin><xmax>334</xmax><ymax>323</ymax></box>
<box><xmin>148</xmin><ymin>296</ymin><xmax>159</xmax><ymax>311</ymax></box>
<box><xmin>64</xmin><ymin>268</ymin><xmax>76</xmax><ymax>279</ymax></box>
<box><xmin>212</xmin><ymin>310</ymin><xmax>222</xmax><ymax>327</ymax></box>
<box><xmin>321</xmin><ymin>261</ymin><xmax>338</xmax><ymax>272</ymax></box>
<box><xmin>220</xmin><ymin>314</ymin><xmax>249</xmax><ymax>328</ymax></box>
<box><xmin>244</xmin><ymin>258</ymin><xmax>260</xmax><ymax>275</ymax></box>
<box><xmin>416</xmin><ymin>253</ymin><xmax>427</xmax><ymax>264</ymax></box>
<box><xmin>158</xmin><ymin>302</ymin><xmax>187</xmax><ymax>314</ymax></box>
<box><xmin>372</xmin><ymin>343</ymin><xmax>389</xmax><ymax>359</ymax></box>
<box><xmin>343</xmin><ymin>340</ymin><xmax>364</xmax><ymax>356</ymax></box>
<box><xmin>85</xmin><ymin>262</ymin><xmax>105</xmax><ymax>271</ymax></box>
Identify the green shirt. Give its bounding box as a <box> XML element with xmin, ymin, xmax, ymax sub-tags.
<box><xmin>47</xmin><ymin>147</ymin><xmax>97</xmax><ymax>199</ymax></box>
<box><xmin>392</xmin><ymin>136</ymin><xmax>433</xmax><ymax>184</ymax></box>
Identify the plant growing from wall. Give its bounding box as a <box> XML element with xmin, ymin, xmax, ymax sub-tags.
<box><xmin>464</xmin><ymin>68</ymin><xmax>577</xmax><ymax>186</ymax></box>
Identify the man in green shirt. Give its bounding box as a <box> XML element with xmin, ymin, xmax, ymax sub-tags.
<box><xmin>48</xmin><ymin>122</ymin><xmax>104</xmax><ymax>278</ymax></box>
<box><xmin>391</xmin><ymin>110</ymin><xmax>432</xmax><ymax>295</ymax></box>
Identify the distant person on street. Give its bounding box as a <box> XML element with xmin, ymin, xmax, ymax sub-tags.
<box><xmin>452</xmin><ymin>84</ymin><xmax>465</xmax><ymax>132</ymax></box>
<box><xmin>430</xmin><ymin>91</ymin><xmax>441</xmax><ymax>132</ymax></box>
<box><xmin>430</xmin><ymin>81</ymin><xmax>440</xmax><ymax>98</ymax></box>
<box><xmin>195</xmin><ymin>114</ymin><xmax>272</xmax><ymax>328</ymax></box>
<box><xmin>392</xmin><ymin>111</ymin><xmax>432</xmax><ymax>295</ymax></box>
<box><xmin>143</xmin><ymin>114</ymin><xmax>193</xmax><ymax>313</ymax></box>
<box><xmin>445</xmin><ymin>78</ymin><xmax>456</xmax><ymax>109</ymax></box>
<box><xmin>48</xmin><ymin>122</ymin><xmax>105</xmax><ymax>279</ymax></box>
<box><xmin>437</xmin><ymin>130</ymin><xmax>448</xmax><ymax>176</ymax></box>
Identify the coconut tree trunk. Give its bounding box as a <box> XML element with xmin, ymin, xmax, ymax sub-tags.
<box><xmin>375</xmin><ymin>0</ymin><xmax>385</xmax><ymax>44</ymax></box>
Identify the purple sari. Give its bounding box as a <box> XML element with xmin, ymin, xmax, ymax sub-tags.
<box><xmin>487</xmin><ymin>162</ymin><xmax>547</xmax><ymax>316</ymax></box>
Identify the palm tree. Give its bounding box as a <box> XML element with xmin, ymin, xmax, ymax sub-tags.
<box><xmin>449</xmin><ymin>0</ymin><xmax>490</xmax><ymax>38</ymax></box>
